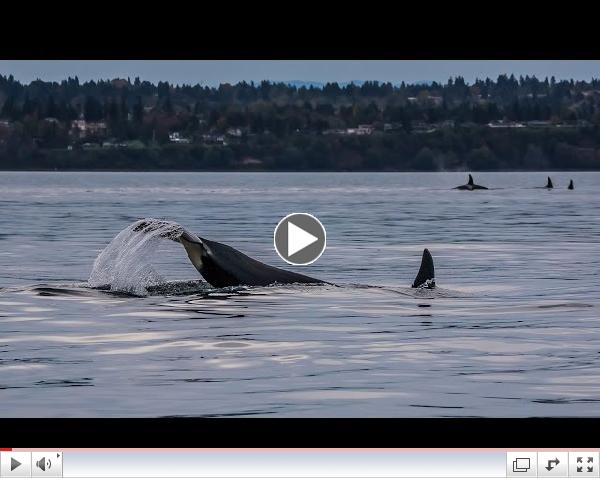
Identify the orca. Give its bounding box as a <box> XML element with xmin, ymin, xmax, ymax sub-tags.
<box><xmin>568</xmin><ymin>179</ymin><xmax>574</xmax><ymax>190</ymax></box>
<box><xmin>543</xmin><ymin>177</ymin><xmax>554</xmax><ymax>189</ymax></box>
<box><xmin>455</xmin><ymin>174</ymin><xmax>488</xmax><ymax>190</ymax></box>
<box><xmin>132</xmin><ymin>220</ymin><xmax>436</xmax><ymax>289</ymax></box>
<box><xmin>411</xmin><ymin>248</ymin><xmax>435</xmax><ymax>289</ymax></box>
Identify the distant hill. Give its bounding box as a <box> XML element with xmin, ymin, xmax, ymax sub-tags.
<box><xmin>285</xmin><ymin>80</ymin><xmax>325</xmax><ymax>88</ymax></box>
<box><xmin>285</xmin><ymin>80</ymin><xmax>432</xmax><ymax>88</ymax></box>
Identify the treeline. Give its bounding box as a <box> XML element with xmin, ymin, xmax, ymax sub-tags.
<box><xmin>1</xmin><ymin>74</ymin><xmax>600</xmax><ymax>170</ymax></box>
<box><xmin>2</xmin><ymin>127</ymin><xmax>599</xmax><ymax>171</ymax></box>
<box><xmin>2</xmin><ymin>74</ymin><xmax>600</xmax><ymax>127</ymax></box>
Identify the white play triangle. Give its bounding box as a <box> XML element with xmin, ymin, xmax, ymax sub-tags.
<box><xmin>287</xmin><ymin>221</ymin><xmax>318</xmax><ymax>256</ymax></box>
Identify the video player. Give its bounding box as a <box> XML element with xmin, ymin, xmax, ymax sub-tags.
<box><xmin>0</xmin><ymin>48</ymin><xmax>599</xmax><ymax>448</ymax></box>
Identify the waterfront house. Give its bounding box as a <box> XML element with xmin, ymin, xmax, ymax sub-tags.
<box><xmin>168</xmin><ymin>132</ymin><xmax>192</xmax><ymax>144</ymax></box>
<box><xmin>71</xmin><ymin>119</ymin><xmax>108</xmax><ymax>137</ymax></box>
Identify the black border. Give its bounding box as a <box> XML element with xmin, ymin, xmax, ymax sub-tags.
<box><xmin>3</xmin><ymin>419</ymin><xmax>600</xmax><ymax>447</ymax></box>
<box><xmin>1</xmin><ymin>12</ymin><xmax>599</xmax><ymax>60</ymax></box>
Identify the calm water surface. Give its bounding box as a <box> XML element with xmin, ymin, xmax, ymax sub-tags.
<box><xmin>1</xmin><ymin>171</ymin><xmax>599</xmax><ymax>417</ymax></box>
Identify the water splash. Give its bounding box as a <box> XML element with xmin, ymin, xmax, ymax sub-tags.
<box><xmin>88</xmin><ymin>218</ymin><xmax>185</xmax><ymax>296</ymax></box>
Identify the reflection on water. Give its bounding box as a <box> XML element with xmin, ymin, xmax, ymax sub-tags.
<box><xmin>1</xmin><ymin>172</ymin><xmax>600</xmax><ymax>417</ymax></box>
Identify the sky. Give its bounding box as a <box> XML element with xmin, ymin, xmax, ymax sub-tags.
<box><xmin>0</xmin><ymin>60</ymin><xmax>599</xmax><ymax>86</ymax></box>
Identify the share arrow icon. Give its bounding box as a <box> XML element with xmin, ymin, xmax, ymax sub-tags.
<box><xmin>546</xmin><ymin>458</ymin><xmax>560</xmax><ymax>471</ymax></box>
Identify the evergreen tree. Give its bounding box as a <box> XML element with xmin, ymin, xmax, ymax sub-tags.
<box><xmin>133</xmin><ymin>96</ymin><xmax>144</xmax><ymax>123</ymax></box>
<box><xmin>46</xmin><ymin>95</ymin><xmax>58</xmax><ymax>118</ymax></box>
<box><xmin>120</xmin><ymin>95</ymin><xmax>129</xmax><ymax>121</ymax></box>
<box><xmin>1</xmin><ymin>96</ymin><xmax>16</xmax><ymax>119</ymax></box>
<box><xmin>84</xmin><ymin>96</ymin><xmax>104</xmax><ymax>121</ymax></box>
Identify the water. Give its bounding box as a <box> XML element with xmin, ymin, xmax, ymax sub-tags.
<box><xmin>1</xmin><ymin>171</ymin><xmax>599</xmax><ymax>417</ymax></box>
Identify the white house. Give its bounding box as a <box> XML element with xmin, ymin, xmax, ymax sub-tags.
<box><xmin>226</xmin><ymin>127</ymin><xmax>243</xmax><ymax>137</ymax></box>
<box><xmin>71</xmin><ymin>120</ymin><xmax>107</xmax><ymax>136</ymax></box>
<box><xmin>169</xmin><ymin>132</ymin><xmax>192</xmax><ymax>144</ymax></box>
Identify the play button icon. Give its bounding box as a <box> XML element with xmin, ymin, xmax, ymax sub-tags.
<box><xmin>287</xmin><ymin>221</ymin><xmax>319</xmax><ymax>256</ymax></box>
<box><xmin>274</xmin><ymin>213</ymin><xmax>326</xmax><ymax>265</ymax></box>
<box><xmin>1</xmin><ymin>452</ymin><xmax>31</xmax><ymax>477</ymax></box>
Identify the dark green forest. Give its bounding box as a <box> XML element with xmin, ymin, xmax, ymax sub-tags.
<box><xmin>1</xmin><ymin>74</ymin><xmax>600</xmax><ymax>170</ymax></box>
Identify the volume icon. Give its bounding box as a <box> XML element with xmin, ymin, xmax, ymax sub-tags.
<box><xmin>36</xmin><ymin>457</ymin><xmax>51</xmax><ymax>471</ymax></box>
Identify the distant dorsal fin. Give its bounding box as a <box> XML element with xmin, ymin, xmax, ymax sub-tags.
<box><xmin>412</xmin><ymin>248</ymin><xmax>435</xmax><ymax>288</ymax></box>
<box><xmin>468</xmin><ymin>174</ymin><xmax>474</xmax><ymax>186</ymax></box>
<box><xmin>568</xmin><ymin>179</ymin><xmax>574</xmax><ymax>190</ymax></box>
<box><xmin>546</xmin><ymin>177</ymin><xmax>553</xmax><ymax>188</ymax></box>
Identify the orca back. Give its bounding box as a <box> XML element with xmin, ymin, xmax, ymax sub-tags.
<box><xmin>198</xmin><ymin>237</ymin><xmax>324</xmax><ymax>287</ymax></box>
<box><xmin>455</xmin><ymin>174</ymin><xmax>486</xmax><ymax>190</ymax></box>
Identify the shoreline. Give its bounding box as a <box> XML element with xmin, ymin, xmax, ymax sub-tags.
<box><xmin>0</xmin><ymin>169</ymin><xmax>598</xmax><ymax>173</ymax></box>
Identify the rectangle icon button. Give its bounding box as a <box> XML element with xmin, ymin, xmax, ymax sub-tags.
<box><xmin>508</xmin><ymin>452</ymin><xmax>538</xmax><ymax>477</ymax></box>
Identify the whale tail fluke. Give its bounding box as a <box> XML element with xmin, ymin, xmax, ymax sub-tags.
<box><xmin>132</xmin><ymin>219</ymin><xmax>202</xmax><ymax>245</ymax></box>
<box><xmin>412</xmin><ymin>248</ymin><xmax>435</xmax><ymax>288</ymax></box>
<box><xmin>568</xmin><ymin>179</ymin><xmax>574</xmax><ymax>190</ymax></box>
<box><xmin>468</xmin><ymin>174</ymin><xmax>474</xmax><ymax>186</ymax></box>
<box><xmin>546</xmin><ymin>177</ymin><xmax>553</xmax><ymax>188</ymax></box>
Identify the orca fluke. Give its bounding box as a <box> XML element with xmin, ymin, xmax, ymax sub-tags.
<box><xmin>568</xmin><ymin>179</ymin><xmax>574</xmax><ymax>190</ymax></box>
<box><xmin>412</xmin><ymin>248</ymin><xmax>435</xmax><ymax>289</ymax></box>
<box><xmin>455</xmin><ymin>174</ymin><xmax>488</xmax><ymax>190</ymax></box>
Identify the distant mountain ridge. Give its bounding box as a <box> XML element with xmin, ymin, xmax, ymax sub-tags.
<box><xmin>285</xmin><ymin>80</ymin><xmax>433</xmax><ymax>88</ymax></box>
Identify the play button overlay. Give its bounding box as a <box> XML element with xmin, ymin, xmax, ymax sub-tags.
<box><xmin>11</xmin><ymin>458</ymin><xmax>21</xmax><ymax>471</ymax></box>
<box><xmin>274</xmin><ymin>213</ymin><xmax>326</xmax><ymax>265</ymax></box>
<box><xmin>288</xmin><ymin>222</ymin><xmax>318</xmax><ymax>256</ymax></box>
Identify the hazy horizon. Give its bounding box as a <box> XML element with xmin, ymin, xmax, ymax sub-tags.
<box><xmin>0</xmin><ymin>60</ymin><xmax>599</xmax><ymax>86</ymax></box>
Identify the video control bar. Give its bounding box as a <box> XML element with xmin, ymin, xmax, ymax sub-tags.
<box><xmin>0</xmin><ymin>450</ymin><xmax>598</xmax><ymax>477</ymax></box>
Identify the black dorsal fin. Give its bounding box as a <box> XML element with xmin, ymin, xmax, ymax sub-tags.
<box><xmin>546</xmin><ymin>177</ymin><xmax>553</xmax><ymax>188</ymax></box>
<box><xmin>468</xmin><ymin>174</ymin><xmax>474</xmax><ymax>186</ymax></box>
<box><xmin>412</xmin><ymin>248</ymin><xmax>435</xmax><ymax>288</ymax></box>
<box><xmin>568</xmin><ymin>179</ymin><xmax>574</xmax><ymax>190</ymax></box>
